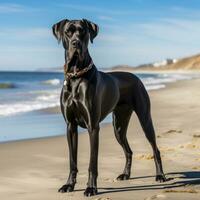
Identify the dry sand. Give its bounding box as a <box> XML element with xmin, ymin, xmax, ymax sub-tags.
<box><xmin>1</xmin><ymin>78</ymin><xmax>200</xmax><ymax>200</ymax></box>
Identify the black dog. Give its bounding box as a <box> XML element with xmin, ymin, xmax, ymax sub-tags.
<box><xmin>52</xmin><ymin>19</ymin><xmax>166</xmax><ymax>196</ymax></box>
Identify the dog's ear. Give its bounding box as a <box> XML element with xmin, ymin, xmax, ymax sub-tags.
<box><xmin>52</xmin><ymin>19</ymin><xmax>69</xmax><ymax>42</ymax></box>
<box><xmin>82</xmin><ymin>19</ymin><xmax>99</xmax><ymax>43</ymax></box>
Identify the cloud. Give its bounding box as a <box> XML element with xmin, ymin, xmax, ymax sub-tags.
<box><xmin>60</xmin><ymin>3</ymin><xmax>135</xmax><ymax>15</ymax></box>
<box><xmin>98</xmin><ymin>34</ymin><xmax>127</xmax><ymax>43</ymax></box>
<box><xmin>0</xmin><ymin>27</ymin><xmax>58</xmax><ymax>68</ymax></box>
<box><xmin>0</xmin><ymin>45</ymin><xmax>58</xmax><ymax>53</ymax></box>
<box><xmin>0</xmin><ymin>27</ymin><xmax>51</xmax><ymax>42</ymax></box>
<box><xmin>0</xmin><ymin>44</ymin><xmax>64</xmax><ymax>69</ymax></box>
<box><xmin>98</xmin><ymin>15</ymin><xmax>115</xmax><ymax>22</ymax></box>
<box><xmin>138</xmin><ymin>18</ymin><xmax>200</xmax><ymax>46</ymax></box>
<box><xmin>0</xmin><ymin>3</ymin><xmax>25</xmax><ymax>13</ymax></box>
<box><xmin>0</xmin><ymin>3</ymin><xmax>40</xmax><ymax>13</ymax></box>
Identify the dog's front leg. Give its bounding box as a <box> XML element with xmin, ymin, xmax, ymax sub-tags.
<box><xmin>59</xmin><ymin>122</ymin><xmax>78</xmax><ymax>193</ymax></box>
<box><xmin>84</xmin><ymin>125</ymin><xmax>99</xmax><ymax>197</ymax></box>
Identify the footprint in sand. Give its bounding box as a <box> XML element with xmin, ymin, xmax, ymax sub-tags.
<box><xmin>135</xmin><ymin>154</ymin><xmax>154</xmax><ymax>160</ymax></box>
<box><xmin>179</xmin><ymin>138</ymin><xmax>200</xmax><ymax>149</ymax></box>
<box><xmin>160</xmin><ymin>147</ymin><xmax>175</xmax><ymax>152</ymax></box>
<box><xmin>163</xmin><ymin>129</ymin><xmax>182</xmax><ymax>134</ymax></box>
<box><xmin>192</xmin><ymin>166</ymin><xmax>200</xmax><ymax>170</ymax></box>
<box><xmin>179</xmin><ymin>141</ymin><xmax>200</xmax><ymax>149</ymax></box>
<box><xmin>157</xmin><ymin>130</ymin><xmax>182</xmax><ymax>138</ymax></box>
<box><xmin>193</xmin><ymin>134</ymin><xmax>200</xmax><ymax>138</ymax></box>
<box><xmin>145</xmin><ymin>194</ymin><xmax>166</xmax><ymax>200</ymax></box>
<box><xmin>164</xmin><ymin>188</ymin><xmax>198</xmax><ymax>193</ymax></box>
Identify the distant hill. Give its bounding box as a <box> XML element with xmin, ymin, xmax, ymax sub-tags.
<box><xmin>161</xmin><ymin>54</ymin><xmax>200</xmax><ymax>70</ymax></box>
<box><xmin>134</xmin><ymin>54</ymin><xmax>200</xmax><ymax>71</ymax></box>
<box><xmin>107</xmin><ymin>54</ymin><xmax>200</xmax><ymax>72</ymax></box>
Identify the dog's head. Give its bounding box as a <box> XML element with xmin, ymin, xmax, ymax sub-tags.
<box><xmin>52</xmin><ymin>19</ymin><xmax>98</xmax><ymax>71</ymax></box>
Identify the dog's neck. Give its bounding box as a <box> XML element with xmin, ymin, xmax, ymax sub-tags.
<box><xmin>64</xmin><ymin>50</ymin><xmax>96</xmax><ymax>81</ymax></box>
<box><xmin>65</xmin><ymin>50</ymin><xmax>92</xmax><ymax>73</ymax></box>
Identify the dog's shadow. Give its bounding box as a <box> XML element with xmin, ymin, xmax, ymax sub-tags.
<box><xmin>96</xmin><ymin>171</ymin><xmax>200</xmax><ymax>195</ymax></box>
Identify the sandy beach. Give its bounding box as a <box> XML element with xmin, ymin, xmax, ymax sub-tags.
<box><xmin>1</xmin><ymin>78</ymin><xmax>200</xmax><ymax>200</ymax></box>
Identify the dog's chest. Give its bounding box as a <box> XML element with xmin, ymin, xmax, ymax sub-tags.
<box><xmin>61</xmin><ymin>80</ymin><xmax>89</xmax><ymax>127</ymax></box>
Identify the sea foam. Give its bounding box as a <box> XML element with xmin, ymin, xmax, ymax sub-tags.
<box><xmin>0</xmin><ymin>90</ymin><xmax>60</xmax><ymax>116</ymax></box>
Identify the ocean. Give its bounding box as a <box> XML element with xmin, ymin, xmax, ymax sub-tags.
<box><xmin>0</xmin><ymin>71</ymin><xmax>199</xmax><ymax>142</ymax></box>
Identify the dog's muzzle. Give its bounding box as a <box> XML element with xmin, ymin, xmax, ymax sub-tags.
<box><xmin>71</xmin><ymin>40</ymin><xmax>81</xmax><ymax>49</ymax></box>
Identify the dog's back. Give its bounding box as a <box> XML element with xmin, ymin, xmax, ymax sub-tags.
<box><xmin>102</xmin><ymin>71</ymin><xmax>147</xmax><ymax>109</ymax></box>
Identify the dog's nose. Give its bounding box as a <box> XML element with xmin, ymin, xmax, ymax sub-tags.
<box><xmin>72</xmin><ymin>40</ymin><xmax>80</xmax><ymax>48</ymax></box>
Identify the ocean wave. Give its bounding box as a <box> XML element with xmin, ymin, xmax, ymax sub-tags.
<box><xmin>0</xmin><ymin>82</ymin><xmax>16</xmax><ymax>89</ymax></box>
<box><xmin>142</xmin><ymin>77</ymin><xmax>176</xmax><ymax>85</ymax></box>
<box><xmin>160</xmin><ymin>73</ymin><xmax>194</xmax><ymax>81</ymax></box>
<box><xmin>145</xmin><ymin>84</ymin><xmax>166</xmax><ymax>90</ymax></box>
<box><xmin>142</xmin><ymin>73</ymin><xmax>200</xmax><ymax>91</ymax></box>
<box><xmin>41</xmin><ymin>79</ymin><xmax>61</xmax><ymax>85</ymax></box>
<box><xmin>0</xmin><ymin>91</ymin><xmax>60</xmax><ymax>116</ymax></box>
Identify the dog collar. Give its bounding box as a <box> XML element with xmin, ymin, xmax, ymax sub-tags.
<box><xmin>64</xmin><ymin>61</ymin><xmax>93</xmax><ymax>79</ymax></box>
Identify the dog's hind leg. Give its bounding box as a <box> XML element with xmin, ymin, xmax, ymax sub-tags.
<box><xmin>134</xmin><ymin>83</ymin><xmax>166</xmax><ymax>182</ymax></box>
<box><xmin>112</xmin><ymin>105</ymin><xmax>133</xmax><ymax>180</ymax></box>
<box><xmin>58</xmin><ymin>122</ymin><xmax>78</xmax><ymax>193</ymax></box>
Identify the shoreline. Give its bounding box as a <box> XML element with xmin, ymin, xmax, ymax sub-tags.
<box><xmin>0</xmin><ymin>122</ymin><xmax>112</xmax><ymax>145</ymax></box>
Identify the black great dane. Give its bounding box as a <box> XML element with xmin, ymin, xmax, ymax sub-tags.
<box><xmin>52</xmin><ymin>19</ymin><xmax>166</xmax><ymax>196</ymax></box>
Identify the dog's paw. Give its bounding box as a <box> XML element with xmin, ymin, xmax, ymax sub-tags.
<box><xmin>116</xmin><ymin>173</ymin><xmax>130</xmax><ymax>181</ymax></box>
<box><xmin>84</xmin><ymin>187</ymin><xmax>98</xmax><ymax>197</ymax></box>
<box><xmin>155</xmin><ymin>174</ymin><xmax>167</xmax><ymax>183</ymax></box>
<box><xmin>58</xmin><ymin>184</ymin><xmax>74</xmax><ymax>193</ymax></box>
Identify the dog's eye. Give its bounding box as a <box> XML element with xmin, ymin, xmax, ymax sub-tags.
<box><xmin>78</xmin><ymin>28</ymin><xmax>85</xmax><ymax>35</ymax></box>
<box><xmin>65</xmin><ymin>27</ymin><xmax>75</xmax><ymax>37</ymax></box>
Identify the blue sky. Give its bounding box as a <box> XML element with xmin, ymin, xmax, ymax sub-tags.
<box><xmin>1</xmin><ymin>0</ymin><xmax>200</xmax><ymax>71</ymax></box>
